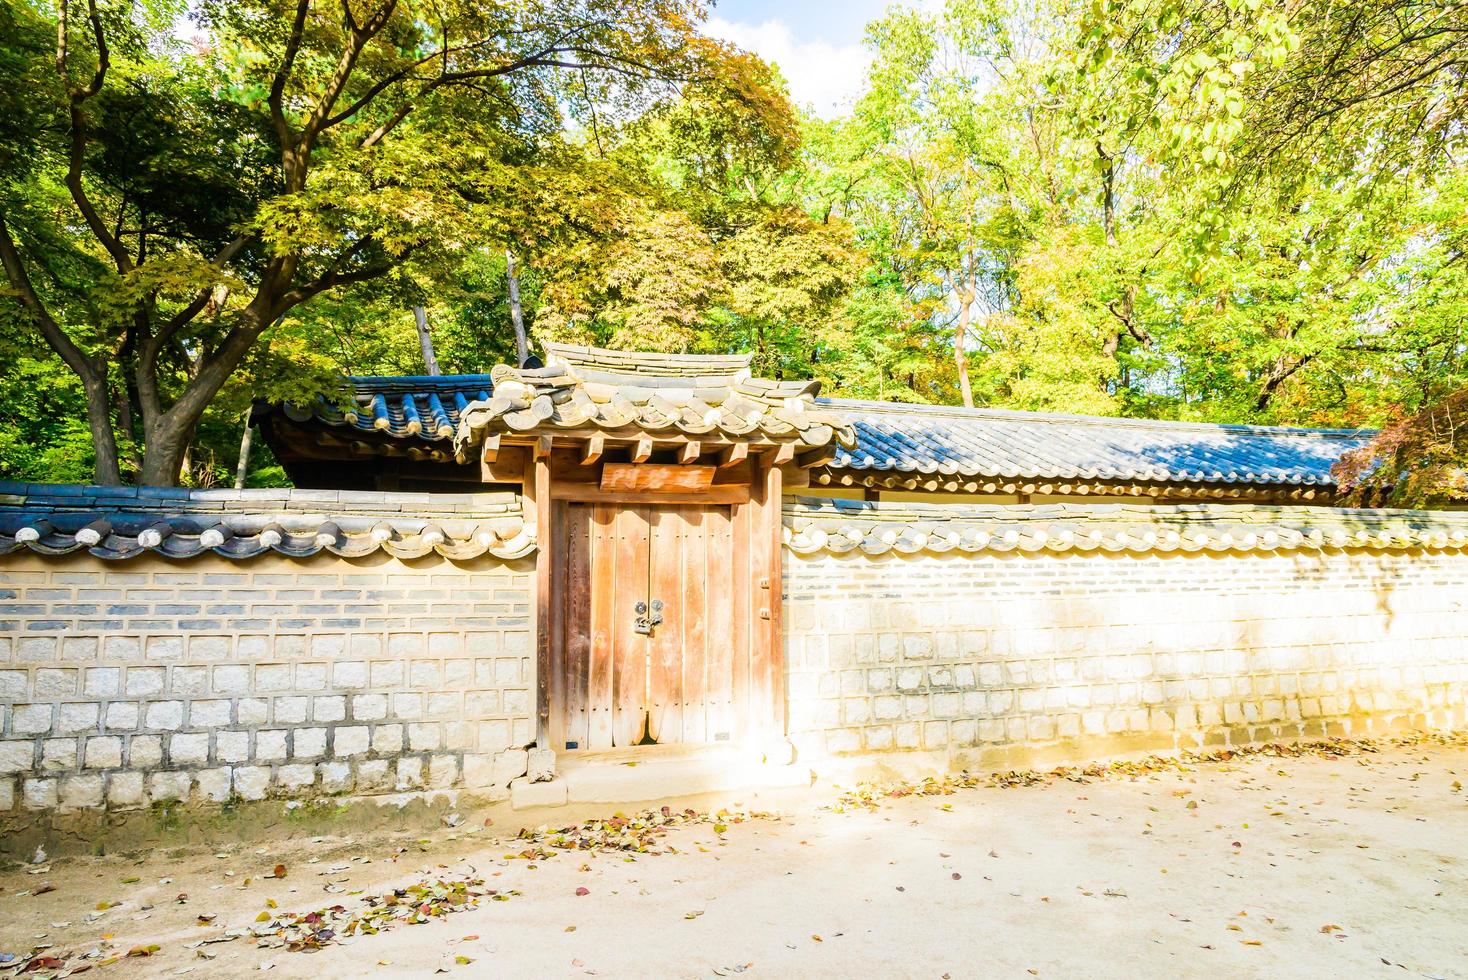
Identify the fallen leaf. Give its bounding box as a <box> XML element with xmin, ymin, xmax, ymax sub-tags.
<box><xmin>575</xmin><ymin>887</ymin><xmax>590</xmax><ymax>897</ymax></box>
<box><xmin>127</xmin><ymin>944</ymin><xmax>161</xmax><ymax>957</ymax></box>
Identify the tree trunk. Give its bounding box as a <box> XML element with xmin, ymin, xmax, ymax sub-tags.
<box><xmin>954</xmin><ymin>271</ymin><xmax>976</xmax><ymax>409</ymax></box>
<box><xmin>234</xmin><ymin>420</ymin><xmax>253</xmax><ymax>489</ymax></box>
<box><xmin>82</xmin><ymin>375</ymin><xmax>123</xmax><ymax>486</ymax></box>
<box><xmin>138</xmin><ymin>418</ymin><xmax>195</xmax><ymax>487</ymax></box>
<box><xmin>505</xmin><ymin>249</ymin><xmax>529</xmax><ymax>366</ymax></box>
<box><xmin>413</xmin><ymin>305</ymin><xmax>440</xmax><ymax>375</ymax></box>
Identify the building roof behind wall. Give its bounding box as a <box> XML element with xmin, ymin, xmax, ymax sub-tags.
<box><xmin>819</xmin><ymin>399</ymin><xmax>1373</xmax><ymax>493</ymax></box>
<box><xmin>252</xmin><ymin>356</ymin><xmax>1375</xmax><ymax>496</ymax></box>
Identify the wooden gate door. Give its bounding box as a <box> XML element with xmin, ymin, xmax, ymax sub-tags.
<box><xmin>554</xmin><ymin>502</ymin><xmax>739</xmax><ymax>751</ymax></box>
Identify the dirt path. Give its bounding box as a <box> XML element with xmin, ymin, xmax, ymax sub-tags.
<box><xmin>3</xmin><ymin>743</ymin><xmax>1466</xmax><ymax>979</ymax></box>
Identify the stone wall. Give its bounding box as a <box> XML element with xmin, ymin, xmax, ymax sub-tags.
<box><xmin>784</xmin><ymin>547</ymin><xmax>1468</xmax><ymax>767</ymax></box>
<box><xmin>0</xmin><ymin>551</ymin><xmax>534</xmax><ymax>813</ymax></box>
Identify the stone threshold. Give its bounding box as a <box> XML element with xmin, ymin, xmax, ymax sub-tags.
<box><xmin>510</xmin><ymin>744</ymin><xmax>813</xmax><ymax>809</ymax></box>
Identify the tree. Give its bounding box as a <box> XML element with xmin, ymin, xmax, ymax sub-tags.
<box><xmin>0</xmin><ymin>0</ymin><xmax>763</xmax><ymax>485</ymax></box>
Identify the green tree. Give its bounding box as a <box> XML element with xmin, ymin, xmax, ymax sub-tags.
<box><xmin>0</xmin><ymin>0</ymin><xmax>763</xmax><ymax>485</ymax></box>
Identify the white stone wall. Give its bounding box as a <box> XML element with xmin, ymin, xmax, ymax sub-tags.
<box><xmin>784</xmin><ymin>548</ymin><xmax>1468</xmax><ymax>765</ymax></box>
<box><xmin>0</xmin><ymin>552</ymin><xmax>535</xmax><ymax>812</ymax></box>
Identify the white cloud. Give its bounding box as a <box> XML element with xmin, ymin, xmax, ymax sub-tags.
<box><xmin>705</xmin><ymin>16</ymin><xmax>868</xmax><ymax>119</ymax></box>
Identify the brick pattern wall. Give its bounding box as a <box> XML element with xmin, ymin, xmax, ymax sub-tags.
<box><xmin>0</xmin><ymin>553</ymin><xmax>534</xmax><ymax>812</ymax></box>
<box><xmin>784</xmin><ymin>549</ymin><xmax>1468</xmax><ymax>763</ymax></box>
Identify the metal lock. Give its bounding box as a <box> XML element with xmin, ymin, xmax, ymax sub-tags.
<box><xmin>634</xmin><ymin>599</ymin><xmax>664</xmax><ymax>635</ymax></box>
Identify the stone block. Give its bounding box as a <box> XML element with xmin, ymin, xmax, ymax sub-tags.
<box><xmin>255</xmin><ymin>664</ymin><xmax>291</xmax><ymax>691</ymax></box>
<box><xmin>333</xmin><ymin>726</ymin><xmax>370</xmax><ymax>757</ymax></box>
<box><xmin>171</xmin><ymin>665</ymin><xmax>209</xmax><ymax>695</ymax></box>
<box><xmin>213</xmin><ymin>665</ymin><xmax>250</xmax><ymax>694</ymax></box>
<box><xmin>107</xmin><ymin>771</ymin><xmax>145</xmax><ymax>808</ymax></box>
<box><xmin>409</xmin><ymin>661</ymin><xmax>441</xmax><ymax>687</ymax></box>
<box><xmin>408</xmin><ymin>723</ymin><xmax>441</xmax><ymax>751</ymax></box>
<box><xmin>195</xmin><ymin>767</ymin><xmax>233</xmax><ymax>802</ymax></box>
<box><xmin>371</xmin><ymin>724</ymin><xmax>404</xmax><ymax>755</ymax></box>
<box><xmin>128</xmin><ymin>734</ymin><xmax>163</xmax><ymax>768</ymax></box>
<box><xmin>188</xmin><ymin>635</ymin><xmax>230</xmax><ymax>661</ymax></box>
<box><xmin>319</xmin><ymin>761</ymin><xmax>353</xmax><ymax>794</ymax></box>
<box><xmin>893</xmin><ymin>722</ymin><xmax>920</xmax><ymax>750</ymax></box>
<box><xmin>0</xmin><ymin>777</ymin><xmax>13</xmax><ymax>811</ymax></box>
<box><xmin>170</xmin><ymin>732</ymin><xmax>210</xmax><ymax>766</ymax></box>
<box><xmin>145</xmin><ymin>636</ymin><xmax>183</xmax><ymax>661</ymax></box>
<box><xmin>295</xmin><ymin>663</ymin><xmax>328</xmax><ymax>690</ymax></box>
<box><xmin>216</xmin><ymin>730</ymin><xmax>249</xmax><ymax>764</ymax></box>
<box><xmin>57</xmin><ymin>702</ymin><xmax>99</xmax><ymax>734</ymax></box>
<box><xmin>276</xmin><ymin>764</ymin><xmax>315</xmax><ymax>791</ymax></box>
<box><xmin>61</xmin><ymin>636</ymin><xmax>98</xmax><ymax>661</ymax></box>
<box><xmin>233</xmin><ymin>766</ymin><xmax>270</xmax><ymax>801</ymax></box>
<box><xmin>392</xmin><ymin>693</ymin><xmax>424</xmax><ymax>719</ymax></box>
<box><xmin>395</xmin><ymin>756</ymin><xmax>424</xmax><ymax>790</ymax></box>
<box><xmin>509</xmin><ymin>775</ymin><xmax>567</xmax><ymax>809</ymax></box>
<box><xmin>84</xmin><ymin>736</ymin><xmax>122</xmax><ymax>769</ymax></box>
<box><xmin>144</xmin><ymin>700</ymin><xmax>184</xmax><ymax>731</ymax></box>
<box><xmin>238</xmin><ymin>698</ymin><xmax>269</xmax><ymax>725</ymax></box>
<box><xmin>103</xmin><ymin>635</ymin><xmax>141</xmax><ymax>660</ymax></box>
<box><xmin>190</xmin><ymin>700</ymin><xmax>231</xmax><ymax>728</ymax></box>
<box><xmin>0</xmin><ymin>741</ymin><xmax>34</xmax><ymax>774</ymax></box>
<box><xmin>23</xmin><ymin>777</ymin><xmax>58</xmax><ymax>810</ymax></box>
<box><xmin>428</xmin><ymin>754</ymin><xmax>458</xmax><ymax>788</ymax></box>
<box><xmin>82</xmin><ymin>667</ymin><xmax>120</xmax><ymax>697</ymax></box>
<box><xmin>310</xmin><ymin>635</ymin><xmax>345</xmax><ymax>659</ymax></box>
<box><xmin>255</xmin><ymin>730</ymin><xmax>288</xmax><ymax>763</ymax></box>
<box><xmin>333</xmin><ymin>661</ymin><xmax>367</xmax><ymax>689</ymax></box>
<box><xmin>12</xmin><ymin>703</ymin><xmax>53</xmax><ymax>735</ymax></box>
<box><xmin>370</xmin><ymin>661</ymin><xmax>404</xmax><ymax>687</ymax></box>
<box><xmin>477</xmin><ymin>720</ymin><xmax>513</xmax><ymax>753</ymax></box>
<box><xmin>293</xmin><ymin>727</ymin><xmax>327</xmax><ymax>759</ymax></box>
<box><xmin>17</xmin><ymin>637</ymin><xmax>56</xmax><ymax>662</ymax></box>
<box><xmin>52</xmin><ymin>775</ymin><xmax>102</xmax><ymax>813</ymax></box>
<box><xmin>274</xmin><ymin>696</ymin><xmax>309</xmax><ymax>724</ymax></box>
<box><xmin>527</xmin><ymin>746</ymin><xmax>556</xmax><ymax>782</ymax></box>
<box><xmin>40</xmin><ymin>738</ymin><xmax>77</xmax><ymax>771</ymax></box>
<box><xmin>35</xmin><ymin>668</ymin><xmax>79</xmax><ymax>697</ymax></box>
<box><xmin>313</xmin><ymin>696</ymin><xmax>347</xmax><ymax>723</ymax></box>
<box><xmin>351</xmin><ymin>694</ymin><xmax>388</xmax><ymax>721</ymax></box>
<box><xmin>354</xmin><ymin>759</ymin><xmax>391</xmax><ymax>792</ymax></box>
<box><xmin>0</xmin><ymin>670</ymin><xmax>27</xmax><ymax>699</ymax></box>
<box><xmin>146</xmin><ymin>770</ymin><xmax>191</xmax><ymax>802</ymax></box>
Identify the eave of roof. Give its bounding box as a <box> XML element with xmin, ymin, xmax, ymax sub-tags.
<box><xmin>0</xmin><ymin>483</ymin><xmax>532</xmax><ymax>561</ymax></box>
<box><xmin>256</xmin><ymin>374</ymin><xmax>1376</xmax><ymax>489</ymax></box>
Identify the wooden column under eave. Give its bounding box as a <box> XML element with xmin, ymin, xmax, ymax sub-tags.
<box><xmin>528</xmin><ymin>451</ymin><xmax>553</xmax><ymax>748</ymax></box>
<box><xmin>763</xmin><ymin>456</ymin><xmax>785</xmax><ymax>742</ymax></box>
<box><xmin>745</xmin><ymin>452</ymin><xmax>785</xmax><ymax>746</ymax></box>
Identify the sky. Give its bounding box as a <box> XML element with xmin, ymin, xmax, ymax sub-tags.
<box><xmin>705</xmin><ymin>0</ymin><xmax>896</xmax><ymax>118</ymax></box>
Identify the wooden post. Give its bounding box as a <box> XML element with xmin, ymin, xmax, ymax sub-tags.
<box><xmin>528</xmin><ymin>450</ymin><xmax>553</xmax><ymax>748</ymax></box>
<box><xmin>763</xmin><ymin>456</ymin><xmax>785</xmax><ymax>742</ymax></box>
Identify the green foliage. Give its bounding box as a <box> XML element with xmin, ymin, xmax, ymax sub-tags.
<box><xmin>3</xmin><ymin>0</ymin><xmax>1466</xmax><ymax>503</ymax></box>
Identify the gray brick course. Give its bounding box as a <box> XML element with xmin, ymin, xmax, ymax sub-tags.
<box><xmin>1</xmin><ymin>549</ymin><xmax>533</xmax><ymax>811</ymax></box>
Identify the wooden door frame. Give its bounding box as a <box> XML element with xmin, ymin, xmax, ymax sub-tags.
<box><xmin>528</xmin><ymin>443</ymin><xmax>787</xmax><ymax>755</ymax></box>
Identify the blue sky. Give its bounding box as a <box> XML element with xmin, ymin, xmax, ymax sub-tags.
<box><xmin>705</xmin><ymin>0</ymin><xmax>899</xmax><ymax>116</ymax></box>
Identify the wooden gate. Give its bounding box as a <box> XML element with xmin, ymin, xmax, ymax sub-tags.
<box><xmin>551</xmin><ymin>502</ymin><xmax>743</xmax><ymax>750</ymax></box>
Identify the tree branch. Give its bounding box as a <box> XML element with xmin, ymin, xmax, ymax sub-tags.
<box><xmin>268</xmin><ymin>0</ymin><xmax>310</xmax><ymax>150</ymax></box>
<box><xmin>0</xmin><ymin>214</ymin><xmax>98</xmax><ymax>382</ymax></box>
<box><xmin>58</xmin><ymin>0</ymin><xmax>131</xmax><ymax>272</ymax></box>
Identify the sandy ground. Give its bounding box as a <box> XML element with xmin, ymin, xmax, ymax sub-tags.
<box><xmin>2</xmin><ymin>743</ymin><xmax>1466</xmax><ymax>980</ymax></box>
